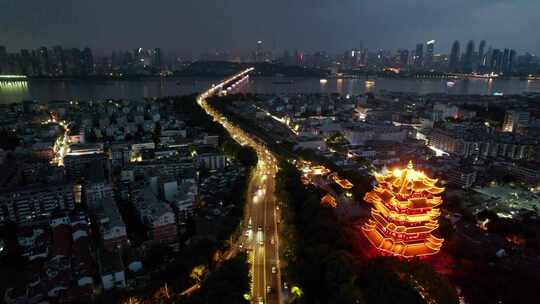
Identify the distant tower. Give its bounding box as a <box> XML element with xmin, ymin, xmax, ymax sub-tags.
<box><xmin>449</xmin><ymin>40</ymin><xmax>461</xmax><ymax>73</ymax></box>
<box><xmin>399</xmin><ymin>49</ymin><xmax>410</xmax><ymax>68</ymax></box>
<box><xmin>490</xmin><ymin>49</ymin><xmax>502</xmax><ymax>73</ymax></box>
<box><xmin>508</xmin><ymin>49</ymin><xmax>516</xmax><ymax>75</ymax></box>
<box><xmin>425</xmin><ymin>40</ymin><xmax>435</xmax><ymax>68</ymax></box>
<box><xmin>254</xmin><ymin>40</ymin><xmax>264</xmax><ymax>62</ymax></box>
<box><xmin>502</xmin><ymin>49</ymin><xmax>516</xmax><ymax>75</ymax></box>
<box><xmin>414</xmin><ymin>43</ymin><xmax>424</xmax><ymax>68</ymax></box>
<box><xmin>82</xmin><ymin>47</ymin><xmax>94</xmax><ymax>76</ymax></box>
<box><xmin>477</xmin><ymin>40</ymin><xmax>486</xmax><ymax>71</ymax></box>
<box><xmin>152</xmin><ymin>48</ymin><xmax>162</xmax><ymax>70</ymax></box>
<box><xmin>38</xmin><ymin>46</ymin><xmax>50</xmax><ymax>76</ymax></box>
<box><xmin>462</xmin><ymin>40</ymin><xmax>475</xmax><ymax>73</ymax></box>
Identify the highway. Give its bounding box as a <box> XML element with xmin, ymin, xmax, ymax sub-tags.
<box><xmin>197</xmin><ymin>68</ymin><xmax>283</xmax><ymax>304</ymax></box>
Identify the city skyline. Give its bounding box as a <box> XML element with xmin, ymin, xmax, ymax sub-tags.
<box><xmin>1</xmin><ymin>1</ymin><xmax>540</xmax><ymax>55</ymax></box>
<box><xmin>0</xmin><ymin>38</ymin><xmax>534</xmax><ymax>58</ymax></box>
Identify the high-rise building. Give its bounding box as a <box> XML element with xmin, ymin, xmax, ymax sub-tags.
<box><xmin>509</xmin><ymin>49</ymin><xmax>517</xmax><ymax>74</ymax></box>
<box><xmin>82</xmin><ymin>47</ymin><xmax>94</xmax><ymax>76</ymax></box>
<box><xmin>52</xmin><ymin>46</ymin><xmax>66</xmax><ymax>76</ymax></box>
<box><xmin>362</xmin><ymin>161</ymin><xmax>445</xmax><ymax>258</ymax></box>
<box><xmin>254</xmin><ymin>40</ymin><xmax>264</xmax><ymax>62</ymax></box>
<box><xmin>38</xmin><ymin>46</ymin><xmax>50</xmax><ymax>76</ymax></box>
<box><xmin>414</xmin><ymin>43</ymin><xmax>424</xmax><ymax>67</ymax></box>
<box><xmin>424</xmin><ymin>40</ymin><xmax>435</xmax><ymax>68</ymax></box>
<box><xmin>477</xmin><ymin>40</ymin><xmax>486</xmax><ymax>71</ymax></box>
<box><xmin>490</xmin><ymin>49</ymin><xmax>502</xmax><ymax>73</ymax></box>
<box><xmin>501</xmin><ymin>49</ymin><xmax>516</xmax><ymax>75</ymax></box>
<box><xmin>462</xmin><ymin>40</ymin><xmax>475</xmax><ymax>73</ymax></box>
<box><xmin>449</xmin><ymin>40</ymin><xmax>461</xmax><ymax>72</ymax></box>
<box><xmin>398</xmin><ymin>49</ymin><xmax>410</xmax><ymax>67</ymax></box>
<box><xmin>19</xmin><ymin>49</ymin><xmax>34</xmax><ymax>76</ymax></box>
<box><xmin>501</xmin><ymin>49</ymin><xmax>511</xmax><ymax>75</ymax></box>
<box><xmin>152</xmin><ymin>48</ymin><xmax>162</xmax><ymax>70</ymax></box>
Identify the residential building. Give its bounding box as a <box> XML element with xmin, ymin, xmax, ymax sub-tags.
<box><xmin>0</xmin><ymin>183</ymin><xmax>74</xmax><ymax>224</ymax></box>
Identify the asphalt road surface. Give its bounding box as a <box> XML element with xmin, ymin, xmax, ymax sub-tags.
<box><xmin>198</xmin><ymin>69</ymin><xmax>283</xmax><ymax>304</ymax></box>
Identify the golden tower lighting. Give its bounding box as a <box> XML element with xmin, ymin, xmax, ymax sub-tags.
<box><xmin>362</xmin><ymin>161</ymin><xmax>445</xmax><ymax>258</ymax></box>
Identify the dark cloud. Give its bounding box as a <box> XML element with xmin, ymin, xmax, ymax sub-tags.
<box><xmin>0</xmin><ymin>0</ymin><xmax>538</xmax><ymax>55</ymax></box>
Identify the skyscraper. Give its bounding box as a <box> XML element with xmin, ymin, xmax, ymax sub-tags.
<box><xmin>152</xmin><ymin>48</ymin><xmax>162</xmax><ymax>70</ymax></box>
<box><xmin>477</xmin><ymin>40</ymin><xmax>486</xmax><ymax>71</ymax></box>
<box><xmin>425</xmin><ymin>40</ymin><xmax>435</xmax><ymax>68</ymax></box>
<box><xmin>449</xmin><ymin>40</ymin><xmax>461</xmax><ymax>72</ymax></box>
<box><xmin>398</xmin><ymin>49</ymin><xmax>409</xmax><ymax>67</ymax></box>
<box><xmin>501</xmin><ymin>49</ymin><xmax>510</xmax><ymax>74</ymax></box>
<box><xmin>38</xmin><ymin>46</ymin><xmax>50</xmax><ymax>76</ymax></box>
<box><xmin>501</xmin><ymin>49</ymin><xmax>516</xmax><ymax>75</ymax></box>
<box><xmin>414</xmin><ymin>43</ymin><xmax>424</xmax><ymax>68</ymax></box>
<box><xmin>490</xmin><ymin>49</ymin><xmax>502</xmax><ymax>73</ymax></box>
<box><xmin>462</xmin><ymin>40</ymin><xmax>475</xmax><ymax>73</ymax></box>
<box><xmin>82</xmin><ymin>47</ymin><xmax>94</xmax><ymax>76</ymax></box>
<box><xmin>508</xmin><ymin>49</ymin><xmax>516</xmax><ymax>75</ymax></box>
<box><xmin>52</xmin><ymin>46</ymin><xmax>66</xmax><ymax>76</ymax></box>
<box><xmin>19</xmin><ymin>49</ymin><xmax>33</xmax><ymax>76</ymax></box>
<box><xmin>254</xmin><ymin>40</ymin><xmax>264</xmax><ymax>62</ymax></box>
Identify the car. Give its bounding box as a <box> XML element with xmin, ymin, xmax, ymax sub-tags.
<box><xmin>271</xmin><ymin>266</ymin><xmax>276</xmax><ymax>274</ymax></box>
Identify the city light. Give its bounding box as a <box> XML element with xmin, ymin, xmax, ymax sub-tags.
<box><xmin>321</xmin><ymin>194</ymin><xmax>337</xmax><ymax>208</ymax></box>
<box><xmin>428</xmin><ymin>145</ymin><xmax>449</xmax><ymax>157</ymax></box>
<box><xmin>0</xmin><ymin>75</ymin><xmax>27</xmax><ymax>79</ymax></box>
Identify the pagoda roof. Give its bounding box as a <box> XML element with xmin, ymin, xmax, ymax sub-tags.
<box><xmin>365</xmin><ymin>189</ymin><xmax>442</xmax><ymax>210</ymax></box>
<box><xmin>371</xmin><ymin>207</ymin><xmax>440</xmax><ymax>225</ymax></box>
<box><xmin>362</xmin><ymin>225</ymin><xmax>443</xmax><ymax>258</ymax></box>
<box><xmin>370</xmin><ymin>212</ymin><xmax>439</xmax><ymax>235</ymax></box>
<box><xmin>374</xmin><ymin>161</ymin><xmax>445</xmax><ymax>196</ymax></box>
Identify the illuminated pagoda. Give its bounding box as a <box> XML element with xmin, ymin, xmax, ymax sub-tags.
<box><xmin>362</xmin><ymin>161</ymin><xmax>445</xmax><ymax>258</ymax></box>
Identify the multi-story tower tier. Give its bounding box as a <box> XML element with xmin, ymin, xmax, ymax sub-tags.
<box><xmin>362</xmin><ymin>161</ymin><xmax>445</xmax><ymax>258</ymax></box>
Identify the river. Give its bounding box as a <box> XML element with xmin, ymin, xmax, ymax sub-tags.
<box><xmin>1</xmin><ymin>76</ymin><xmax>540</xmax><ymax>104</ymax></box>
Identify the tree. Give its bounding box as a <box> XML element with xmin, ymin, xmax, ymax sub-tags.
<box><xmin>190</xmin><ymin>252</ymin><xmax>250</xmax><ymax>304</ymax></box>
<box><xmin>0</xmin><ymin>129</ymin><xmax>20</xmax><ymax>150</ymax></box>
<box><xmin>190</xmin><ymin>265</ymin><xmax>208</xmax><ymax>284</ymax></box>
<box><xmin>359</xmin><ymin>259</ymin><xmax>423</xmax><ymax>304</ymax></box>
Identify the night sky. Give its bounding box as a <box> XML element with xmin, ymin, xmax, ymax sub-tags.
<box><xmin>1</xmin><ymin>0</ymin><xmax>538</xmax><ymax>55</ymax></box>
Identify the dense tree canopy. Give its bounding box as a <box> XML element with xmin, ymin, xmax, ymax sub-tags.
<box><xmin>0</xmin><ymin>128</ymin><xmax>20</xmax><ymax>150</ymax></box>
